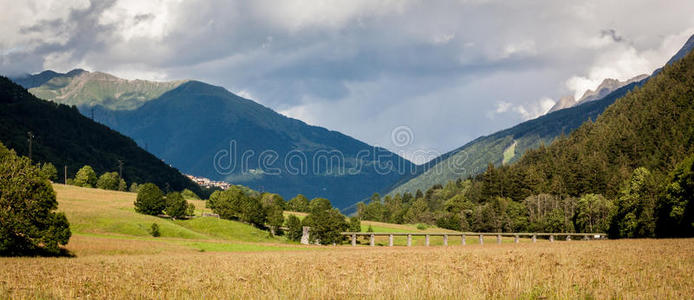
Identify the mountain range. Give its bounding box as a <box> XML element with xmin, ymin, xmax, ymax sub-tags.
<box><xmin>386</xmin><ymin>34</ymin><xmax>694</xmax><ymax>197</ymax></box>
<box><xmin>11</xmin><ymin>72</ymin><xmax>415</xmax><ymax>209</ymax></box>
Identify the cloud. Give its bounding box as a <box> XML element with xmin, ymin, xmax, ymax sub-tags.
<box><xmin>1</xmin><ymin>0</ymin><xmax>694</xmax><ymax>163</ymax></box>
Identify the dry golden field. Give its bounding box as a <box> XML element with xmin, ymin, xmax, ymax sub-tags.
<box><xmin>1</xmin><ymin>238</ymin><xmax>693</xmax><ymax>299</ymax></box>
<box><xmin>2</xmin><ymin>185</ymin><xmax>693</xmax><ymax>299</ymax></box>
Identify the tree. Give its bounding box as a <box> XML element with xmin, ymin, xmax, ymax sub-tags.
<box><xmin>40</xmin><ymin>162</ymin><xmax>58</xmax><ymax>181</ymax></box>
<box><xmin>286</xmin><ymin>215</ymin><xmax>303</xmax><ymax>241</ymax></box>
<box><xmin>118</xmin><ymin>178</ymin><xmax>127</xmax><ymax>191</ymax></box>
<box><xmin>303</xmin><ymin>207</ymin><xmax>348</xmax><ymax>245</ymax></box>
<box><xmin>129</xmin><ymin>182</ymin><xmax>140</xmax><ymax>193</ymax></box>
<box><xmin>0</xmin><ymin>143</ymin><xmax>71</xmax><ymax>255</ymax></box>
<box><xmin>575</xmin><ymin>194</ymin><xmax>613</xmax><ymax>233</ymax></box>
<box><xmin>303</xmin><ymin>198</ymin><xmax>348</xmax><ymax>245</ymax></box>
<box><xmin>656</xmin><ymin>154</ymin><xmax>694</xmax><ymax>237</ymax></box>
<box><xmin>288</xmin><ymin>194</ymin><xmax>310</xmax><ymax>212</ymax></box>
<box><xmin>74</xmin><ymin>165</ymin><xmax>97</xmax><ymax>187</ymax></box>
<box><xmin>165</xmin><ymin>192</ymin><xmax>188</xmax><ymax>220</ymax></box>
<box><xmin>404</xmin><ymin>197</ymin><xmax>430</xmax><ymax>224</ymax></box>
<box><xmin>348</xmin><ymin>217</ymin><xmax>361</xmax><ymax>232</ymax></box>
<box><xmin>181</xmin><ymin>189</ymin><xmax>200</xmax><ymax>200</ymax></box>
<box><xmin>96</xmin><ymin>172</ymin><xmax>120</xmax><ymax>190</ymax></box>
<box><xmin>609</xmin><ymin>167</ymin><xmax>659</xmax><ymax>238</ymax></box>
<box><xmin>134</xmin><ymin>183</ymin><xmax>165</xmax><ymax>215</ymax></box>
<box><xmin>262</xmin><ymin>193</ymin><xmax>286</xmax><ymax>235</ymax></box>
<box><xmin>186</xmin><ymin>203</ymin><xmax>196</xmax><ymax>217</ymax></box>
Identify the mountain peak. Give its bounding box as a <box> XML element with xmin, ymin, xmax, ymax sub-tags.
<box><xmin>547</xmin><ymin>95</ymin><xmax>575</xmax><ymax>113</ymax></box>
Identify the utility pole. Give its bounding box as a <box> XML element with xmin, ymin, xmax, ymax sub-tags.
<box><xmin>27</xmin><ymin>131</ymin><xmax>34</xmax><ymax>161</ymax></box>
<box><xmin>64</xmin><ymin>165</ymin><xmax>67</xmax><ymax>185</ymax></box>
<box><xmin>118</xmin><ymin>160</ymin><xmax>124</xmax><ymax>179</ymax></box>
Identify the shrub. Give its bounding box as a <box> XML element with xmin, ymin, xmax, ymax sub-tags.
<box><xmin>0</xmin><ymin>143</ymin><xmax>71</xmax><ymax>255</ymax></box>
<box><xmin>149</xmin><ymin>223</ymin><xmax>161</xmax><ymax>237</ymax></box>
<box><xmin>134</xmin><ymin>183</ymin><xmax>165</xmax><ymax>215</ymax></box>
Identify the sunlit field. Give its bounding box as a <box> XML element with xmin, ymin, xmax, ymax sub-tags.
<box><xmin>1</xmin><ymin>238</ymin><xmax>692</xmax><ymax>299</ymax></box>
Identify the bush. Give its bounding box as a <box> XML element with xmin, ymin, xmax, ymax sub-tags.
<box><xmin>96</xmin><ymin>172</ymin><xmax>120</xmax><ymax>190</ymax></box>
<box><xmin>134</xmin><ymin>183</ymin><xmax>165</xmax><ymax>215</ymax></box>
<box><xmin>165</xmin><ymin>192</ymin><xmax>188</xmax><ymax>220</ymax></box>
<box><xmin>416</xmin><ymin>223</ymin><xmax>427</xmax><ymax>230</ymax></box>
<box><xmin>0</xmin><ymin>143</ymin><xmax>71</xmax><ymax>255</ymax></box>
<box><xmin>286</xmin><ymin>215</ymin><xmax>303</xmax><ymax>241</ymax></box>
<box><xmin>74</xmin><ymin>165</ymin><xmax>97</xmax><ymax>187</ymax></box>
<box><xmin>149</xmin><ymin>223</ymin><xmax>161</xmax><ymax>237</ymax></box>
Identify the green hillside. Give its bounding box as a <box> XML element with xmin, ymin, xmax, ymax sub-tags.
<box><xmin>53</xmin><ymin>184</ymin><xmax>305</xmax><ymax>252</ymax></box>
<box><xmin>0</xmin><ymin>76</ymin><xmax>201</xmax><ymax>194</ymax></box>
<box><xmin>26</xmin><ymin>70</ymin><xmax>187</xmax><ymax>110</ymax></box>
<box><xmin>388</xmin><ymin>80</ymin><xmax>643</xmax><ymax>196</ymax></box>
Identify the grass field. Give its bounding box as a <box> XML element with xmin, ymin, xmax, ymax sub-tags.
<box><xmin>2</xmin><ymin>185</ymin><xmax>692</xmax><ymax>299</ymax></box>
<box><xmin>1</xmin><ymin>238</ymin><xmax>692</xmax><ymax>299</ymax></box>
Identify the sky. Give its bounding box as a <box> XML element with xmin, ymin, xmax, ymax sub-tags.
<box><xmin>1</xmin><ymin>0</ymin><xmax>693</xmax><ymax>164</ymax></box>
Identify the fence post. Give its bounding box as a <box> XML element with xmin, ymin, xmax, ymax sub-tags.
<box><xmin>583</xmin><ymin>235</ymin><xmax>589</xmax><ymax>240</ymax></box>
<box><xmin>479</xmin><ymin>234</ymin><xmax>484</xmax><ymax>245</ymax></box>
<box><xmin>370</xmin><ymin>234</ymin><xmax>375</xmax><ymax>247</ymax></box>
<box><xmin>532</xmin><ymin>234</ymin><xmax>537</xmax><ymax>243</ymax></box>
<box><xmin>301</xmin><ymin>226</ymin><xmax>310</xmax><ymax>245</ymax></box>
<box><xmin>496</xmin><ymin>234</ymin><xmax>502</xmax><ymax>244</ymax></box>
<box><xmin>389</xmin><ymin>234</ymin><xmax>394</xmax><ymax>247</ymax></box>
<box><xmin>443</xmin><ymin>234</ymin><xmax>448</xmax><ymax>246</ymax></box>
<box><xmin>462</xmin><ymin>234</ymin><xmax>466</xmax><ymax>245</ymax></box>
<box><xmin>514</xmin><ymin>234</ymin><xmax>519</xmax><ymax>244</ymax></box>
<box><xmin>425</xmin><ymin>234</ymin><xmax>430</xmax><ymax>246</ymax></box>
<box><xmin>549</xmin><ymin>234</ymin><xmax>554</xmax><ymax>243</ymax></box>
<box><xmin>351</xmin><ymin>233</ymin><xmax>356</xmax><ymax>246</ymax></box>
<box><xmin>566</xmin><ymin>235</ymin><xmax>571</xmax><ymax>241</ymax></box>
<box><xmin>407</xmin><ymin>234</ymin><xmax>412</xmax><ymax>247</ymax></box>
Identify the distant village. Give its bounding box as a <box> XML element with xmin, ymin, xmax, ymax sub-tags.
<box><xmin>185</xmin><ymin>174</ymin><xmax>231</xmax><ymax>190</ymax></box>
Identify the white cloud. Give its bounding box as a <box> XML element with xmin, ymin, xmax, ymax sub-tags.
<box><xmin>566</xmin><ymin>29</ymin><xmax>694</xmax><ymax>99</ymax></box>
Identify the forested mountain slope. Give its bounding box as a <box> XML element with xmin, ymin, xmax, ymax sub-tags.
<box><xmin>0</xmin><ymin>76</ymin><xmax>201</xmax><ymax>194</ymax></box>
